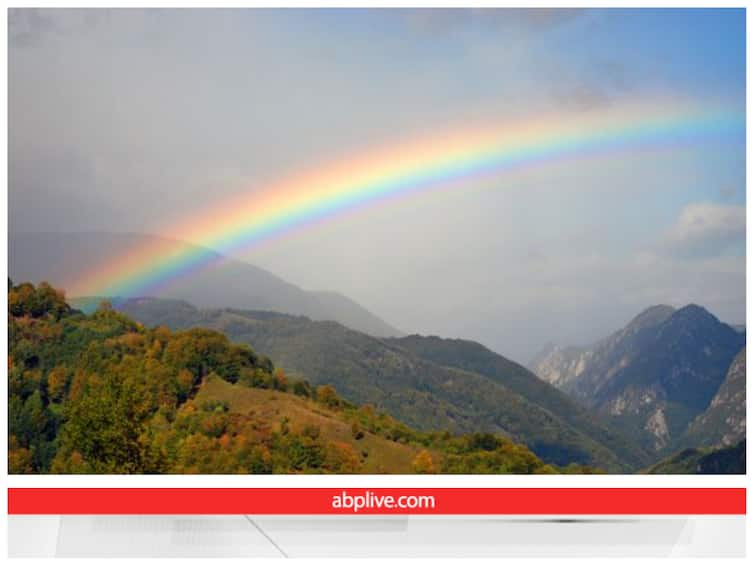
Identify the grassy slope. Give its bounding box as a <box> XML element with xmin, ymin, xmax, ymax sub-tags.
<box><xmin>195</xmin><ymin>376</ymin><xmax>421</xmax><ymax>473</ymax></box>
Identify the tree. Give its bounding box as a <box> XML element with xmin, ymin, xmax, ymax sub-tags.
<box><xmin>412</xmin><ymin>449</ymin><xmax>437</xmax><ymax>474</ymax></box>
<box><xmin>316</xmin><ymin>385</ymin><xmax>340</xmax><ymax>409</ymax></box>
<box><xmin>8</xmin><ymin>282</ymin><xmax>36</xmax><ymax>317</ymax></box>
<box><xmin>58</xmin><ymin>373</ymin><xmax>152</xmax><ymax>473</ymax></box>
<box><xmin>292</xmin><ymin>380</ymin><xmax>312</xmax><ymax>398</ymax></box>
<box><xmin>35</xmin><ymin>282</ymin><xmax>68</xmax><ymax>320</ymax></box>
<box><xmin>176</xmin><ymin>368</ymin><xmax>195</xmax><ymax>401</ymax></box>
<box><xmin>9</xmin><ymin>436</ymin><xmax>34</xmax><ymax>473</ymax></box>
<box><xmin>326</xmin><ymin>442</ymin><xmax>361</xmax><ymax>473</ymax></box>
<box><xmin>46</xmin><ymin>365</ymin><xmax>68</xmax><ymax>402</ymax></box>
<box><xmin>272</xmin><ymin>368</ymin><xmax>288</xmax><ymax>392</ymax></box>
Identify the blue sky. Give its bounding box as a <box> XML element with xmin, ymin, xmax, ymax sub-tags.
<box><xmin>8</xmin><ymin>8</ymin><xmax>746</xmax><ymax>361</ymax></box>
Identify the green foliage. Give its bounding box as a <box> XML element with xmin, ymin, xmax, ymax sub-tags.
<box><xmin>8</xmin><ymin>282</ymin><xmax>276</xmax><ymax>473</ymax></box>
<box><xmin>9</xmin><ymin>281</ymin><xmax>70</xmax><ymax>320</ymax></box>
<box><xmin>53</xmin><ymin>371</ymin><xmax>153</xmax><ymax>473</ymax></box>
<box><xmin>316</xmin><ymin>385</ymin><xmax>346</xmax><ymax>409</ymax></box>
<box><xmin>292</xmin><ymin>379</ymin><xmax>313</xmax><ymax>398</ymax></box>
<box><xmin>9</xmin><ymin>281</ymin><xmax>601</xmax><ymax>475</ymax></box>
<box><xmin>115</xmin><ymin>299</ymin><xmax>644</xmax><ymax>472</ymax></box>
<box><xmin>645</xmin><ymin>440</ymin><xmax>746</xmax><ymax>474</ymax></box>
<box><xmin>392</xmin><ymin>335</ymin><xmax>653</xmax><ymax>470</ymax></box>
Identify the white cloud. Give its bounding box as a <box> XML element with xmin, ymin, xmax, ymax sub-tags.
<box><xmin>663</xmin><ymin>202</ymin><xmax>745</xmax><ymax>259</ymax></box>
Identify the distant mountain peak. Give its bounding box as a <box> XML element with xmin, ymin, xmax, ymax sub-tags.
<box><xmin>626</xmin><ymin>304</ymin><xmax>676</xmax><ymax>331</ymax></box>
<box><xmin>662</xmin><ymin>304</ymin><xmax>728</xmax><ymax>336</ymax></box>
<box><xmin>672</xmin><ymin>303</ymin><xmax>718</xmax><ymax>322</ymax></box>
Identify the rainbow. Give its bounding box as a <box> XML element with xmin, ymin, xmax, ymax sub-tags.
<box><xmin>68</xmin><ymin>98</ymin><xmax>744</xmax><ymax>301</ymax></box>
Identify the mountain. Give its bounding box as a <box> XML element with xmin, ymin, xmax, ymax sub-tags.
<box><xmin>682</xmin><ymin>348</ymin><xmax>746</xmax><ymax>448</ymax></box>
<box><xmin>8</xmin><ymin>281</ymin><xmax>583</xmax><ymax>475</ymax></box>
<box><xmin>9</xmin><ymin>231</ymin><xmax>401</xmax><ymax>338</ymax></box>
<box><xmin>644</xmin><ymin>440</ymin><xmax>745</xmax><ymax>474</ymax></box>
<box><xmin>530</xmin><ymin>305</ymin><xmax>745</xmax><ymax>453</ymax></box>
<box><xmin>114</xmin><ymin>297</ymin><xmax>651</xmax><ymax>472</ymax></box>
<box><xmin>529</xmin><ymin>305</ymin><xmax>677</xmax><ymax>393</ymax></box>
<box><xmin>386</xmin><ymin>334</ymin><xmax>651</xmax><ymax>469</ymax></box>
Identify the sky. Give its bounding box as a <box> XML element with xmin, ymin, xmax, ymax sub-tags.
<box><xmin>8</xmin><ymin>8</ymin><xmax>746</xmax><ymax>362</ymax></box>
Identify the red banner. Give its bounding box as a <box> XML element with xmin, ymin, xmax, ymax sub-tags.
<box><xmin>7</xmin><ymin>487</ymin><xmax>746</xmax><ymax>515</ymax></box>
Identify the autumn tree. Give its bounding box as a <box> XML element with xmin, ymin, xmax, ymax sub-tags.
<box><xmin>57</xmin><ymin>372</ymin><xmax>152</xmax><ymax>473</ymax></box>
<box><xmin>412</xmin><ymin>449</ymin><xmax>437</xmax><ymax>473</ymax></box>
<box><xmin>316</xmin><ymin>385</ymin><xmax>340</xmax><ymax>409</ymax></box>
<box><xmin>46</xmin><ymin>365</ymin><xmax>68</xmax><ymax>402</ymax></box>
<box><xmin>272</xmin><ymin>368</ymin><xmax>288</xmax><ymax>392</ymax></box>
<box><xmin>8</xmin><ymin>435</ymin><xmax>34</xmax><ymax>473</ymax></box>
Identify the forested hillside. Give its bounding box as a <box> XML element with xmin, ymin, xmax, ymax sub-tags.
<box><xmin>9</xmin><ymin>281</ymin><xmax>593</xmax><ymax>475</ymax></box>
<box><xmin>644</xmin><ymin>440</ymin><xmax>745</xmax><ymax>474</ymax></box>
<box><xmin>388</xmin><ymin>334</ymin><xmax>651</xmax><ymax>468</ymax></box>
<box><xmin>110</xmin><ymin>297</ymin><xmax>646</xmax><ymax>471</ymax></box>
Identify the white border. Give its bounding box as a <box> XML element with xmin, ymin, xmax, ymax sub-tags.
<box><xmin>1</xmin><ymin>0</ymin><xmax>750</xmax><ymax>524</ymax></box>
<box><xmin>2</xmin><ymin>1</ymin><xmax>751</xmax><ymax>564</ymax></box>
<box><xmin>4</xmin><ymin>473</ymin><xmax>749</xmax><ymax>488</ymax></box>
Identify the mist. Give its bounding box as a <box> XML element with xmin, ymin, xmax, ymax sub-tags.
<box><xmin>8</xmin><ymin>8</ymin><xmax>745</xmax><ymax>362</ymax></box>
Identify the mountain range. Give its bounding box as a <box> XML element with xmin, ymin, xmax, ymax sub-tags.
<box><xmin>529</xmin><ymin>305</ymin><xmax>745</xmax><ymax>454</ymax></box>
<box><xmin>10</xmin><ymin>231</ymin><xmax>746</xmax><ymax>473</ymax></box>
<box><xmin>9</xmin><ymin>231</ymin><xmax>401</xmax><ymax>338</ymax></box>
<box><xmin>108</xmin><ymin>296</ymin><xmax>652</xmax><ymax>472</ymax></box>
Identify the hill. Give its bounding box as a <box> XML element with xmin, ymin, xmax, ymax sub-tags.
<box><xmin>9</xmin><ymin>231</ymin><xmax>401</xmax><ymax>338</ymax></box>
<box><xmin>114</xmin><ymin>297</ymin><xmax>649</xmax><ymax>472</ymax></box>
<box><xmin>387</xmin><ymin>334</ymin><xmax>651</xmax><ymax>469</ymax></box>
<box><xmin>530</xmin><ymin>305</ymin><xmax>745</xmax><ymax>454</ymax></box>
<box><xmin>9</xmin><ymin>280</ymin><xmax>579</xmax><ymax>475</ymax></box>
